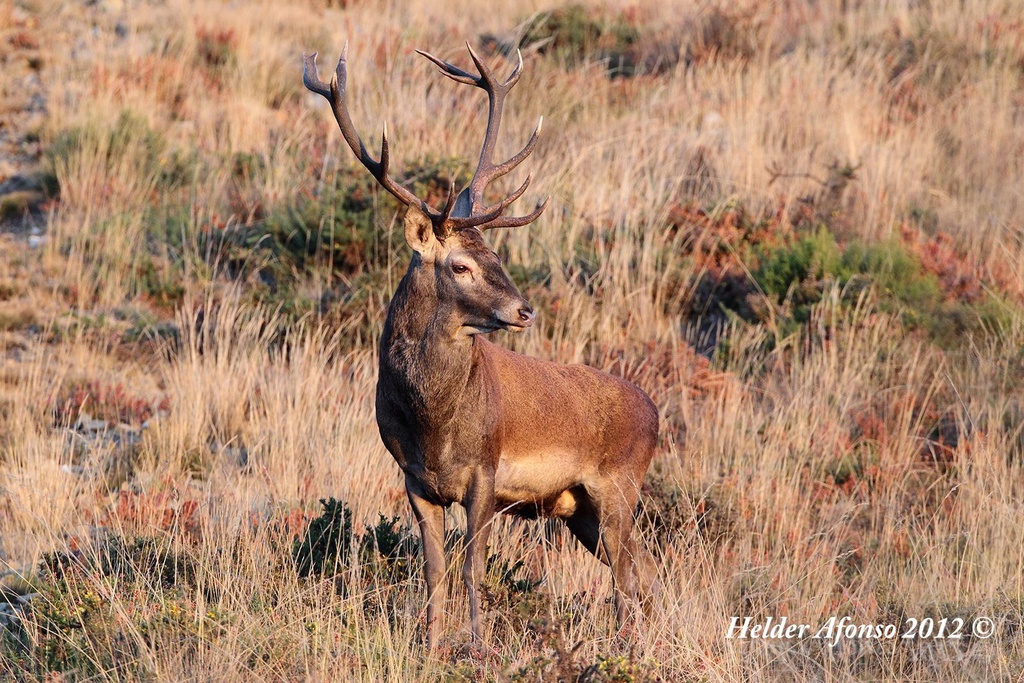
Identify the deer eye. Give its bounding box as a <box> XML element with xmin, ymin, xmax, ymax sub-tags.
<box><xmin>452</xmin><ymin>264</ymin><xmax>471</xmax><ymax>275</ymax></box>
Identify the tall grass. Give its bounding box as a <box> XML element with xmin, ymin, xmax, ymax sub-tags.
<box><xmin>1</xmin><ymin>0</ymin><xmax>1023</xmax><ymax>679</ymax></box>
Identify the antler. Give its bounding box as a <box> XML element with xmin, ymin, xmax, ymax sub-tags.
<box><xmin>417</xmin><ymin>43</ymin><xmax>548</xmax><ymax>231</ymax></box>
<box><xmin>302</xmin><ymin>47</ymin><xmax>452</xmax><ymax>223</ymax></box>
<box><xmin>303</xmin><ymin>43</ymin><xmax>546</xmax><ymax>237</ymax></box>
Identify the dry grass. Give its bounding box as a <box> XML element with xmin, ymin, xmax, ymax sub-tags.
<box><xmin>1</xmin><ymin>0</ymin><xmax>1023</xmax><ymax>680</ymax></box>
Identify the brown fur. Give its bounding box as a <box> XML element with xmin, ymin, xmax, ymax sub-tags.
<box><xmin>376</xmin><ymin>208</ymin><xmax>659</xmax><ymax>647</ymax></box>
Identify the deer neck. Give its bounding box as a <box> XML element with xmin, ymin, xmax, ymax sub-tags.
<box><xmin>379</xmin><ymin>259</ymin><xmax>483</xmax><ymax>428</ymax></box>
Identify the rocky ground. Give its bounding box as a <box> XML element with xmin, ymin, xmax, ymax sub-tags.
<box><xmin>0</xmin><ymin>1</ymin><xmax>50</xmax><ymax>241</ymax></box>
<box><xmin>0</xmin><ymin>1</ymin><xmax>145</xmax><ymax>640</ymax></box>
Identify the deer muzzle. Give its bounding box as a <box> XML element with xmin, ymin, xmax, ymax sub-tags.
<box><xmin>494</xmin><ymin>301</ymin><xmax>535</xmax><ymax>332</ymax></box>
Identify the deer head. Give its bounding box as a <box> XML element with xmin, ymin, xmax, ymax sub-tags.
<box><xmin>302</xmin><ymin>44</ymin><xmax>546</xmax><ymax>336</ymax></box>
<box><xmin>403</xmin><ymin>206</ymin><xmax>536</xmax><ymax>335</ymax></box>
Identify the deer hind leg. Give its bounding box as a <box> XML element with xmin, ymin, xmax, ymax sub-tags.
<box><xmin>592</xmin><ymin>474</ymin><xmax>657</xmax><ymax>623</ymax></box>
<box><xmin>562</xmin><ymin>487</ymin><xmax>635</xmax><ymax>620</ymax></box>
<box><xmin>598</xmin><ymin>500</ymin><xmax>641</xmax><ymax>627</ymax></box>
<box><xmin>631</xmin><ymin>535</ymin><xmax>662</xmax><ymax>614</ymax></box>
<box><xmin>565</xmin><ymin>477</ymin><xmax>660</xmax><ymax>623</ymax></box>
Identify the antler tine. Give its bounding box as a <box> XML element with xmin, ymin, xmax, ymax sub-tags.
<box><xmin>467</xmin><ymin>43</ymin><xmax>525</xmax><ymax>91</ymax></box>
<box><xmin>445</xmin><ymin>174</ymin><xmax>532</xmax><ymax>231</ymax></box>
<box><xmin>481</xmin><ymin>197</ymin><xmax>549</xmax><ymax>231</ymax></box>
<box><xmin>446</xmin><ymin>202</ymin><xmax>507</xmax><ymax>231</ymax></box>
<box><xmin>444</xmin><ymin>178</ymin><xmax>548</xmax><ymax>231</ymax></box>
<box><xmin>417</xmin><ymin>44</ymin><xmax>542</xmax><ymax>228</ymax></box>
<box><xmin>302</xmin><ymin>51</ymin><xmax>332</xmax><ymax>97</ymax></box>
<box><xmin>479</xmin><ymin>116</ymin><xmax>542</xmax><ymax>189</ymax></box>
<box><xmin>303</xmin><ymin>49</ymin><xmax>437</xmax><ymax>220</ymax></box>
<box><xmin>464</xmin><ymin>42</ymin><xmax>500</xmax><ymax>89</ymax></box>
<box><xmin>477</xmin><ymin>173</ymin><xmax>532</xmax><ymax>216</ymax></box>
<box><xmin>415</xmin><ymin>48</ymin><xmax>480</xmax><ymax>86</ymax></box>
<box><xmin>506</xmin><ymin>49</ymin><xmax>525</xmax><ymax>89</ymax></box>
<box><xmin>439</xmin><ymin>181</ymin><xmax>457</xmax><ymax>226</ymax></box>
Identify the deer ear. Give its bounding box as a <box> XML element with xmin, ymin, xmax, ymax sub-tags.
<box><xmin>404</xmin><ymin>205</ymin><xmax>439</xmax><ymax>256</ymax></box>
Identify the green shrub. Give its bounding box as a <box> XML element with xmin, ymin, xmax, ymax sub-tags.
<box><xmin>359</xmin><ymin>514</ymin><xmax>419</xmax><ymax>581</ymax></box>
<box><xmin>135</xmin><ymin>254</ymin><xmax>187</xmax><ymax>308</ymax></box>
<box><xmin>253</xmin><ymin>177</ymin><xmax>378</xmax><ymax>279</ymax></box>
<box><xmin>747</xmin><ymin>226</ymin><xmax>1015</xmax><ymax>346</ymax></box>
<box><xmin>522</xmin><ymin>5</ymin><xmax>639</xmax><ymax>69</ymax></box>
<box><xmin>754</xmin><ymin>226</ymin><xmax>845</xmax><ymax>299</ymax></box>
<box><xmin>6</xmin><ymin>535</ymin><xmax>203</xmax><ymax>678</ymax></box>
<box><xmin>293</xmin><ymin>498</ymin><xmax>353</xmax><ymax>578</ymax></box>
<box><xmin>483</xmin><ymin>556</ymin><xmax>542</xmax><ymax>609</ymax></box>
<box><xmin>842</xmin><ymin>240</ymin><xmax>941</xmax><ymax>312</ymax></box>
<box><xmin>211</xmin><ymin>155</ymin><xmax>467</xmax><ymax>287</ymax></box>
<box><xmin>97</xmin><ymin>536</ymin><xmax>196</xmax><ymax>589</ymax></box>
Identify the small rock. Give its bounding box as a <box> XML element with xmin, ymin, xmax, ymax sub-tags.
<box><xmin>14</xmin><ymin>593</ymin><xmax>38</xmax><ymax>606</ymax></box>
<box><xmin>0</xmin><ymin>173</ymin><xmax>45</xmax><ymax>195</ymax></box>
<box><xmin>211</xmin><ymin>441</ymin><xmax>249</xmax><ymax>468</ymax></box>
<box><xmin>60</xmin><ymin>464</ymin><xmax>92</xmax><ymax>477</ymax></box>
<box><xmin>0</xmin><ymin>190</ymin><xmax>45</xmax><ymax>220</ymax></box>
<box><xmin>75</xmin><ymin>413</ymin><xmax>111</xmax><ymax>433</ymax></box>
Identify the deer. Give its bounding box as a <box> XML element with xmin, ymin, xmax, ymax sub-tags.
<box><xmin>303</xmin><ymin>42</ymin><xmax>660</xmax><ymax>649</ymax></box>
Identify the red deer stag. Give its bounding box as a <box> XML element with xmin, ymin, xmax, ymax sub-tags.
<box><xmin>303</xmin><ymin>43</ymin><xmax>659</xmax><ymax>648</ymax></box>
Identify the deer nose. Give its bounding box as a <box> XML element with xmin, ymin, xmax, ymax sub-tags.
<box><xmin>517</xmin><ymin>305</ymin><xmax>535</xmax><ymax>325</ymax></box>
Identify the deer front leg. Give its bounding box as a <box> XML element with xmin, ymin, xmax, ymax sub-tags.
<box><xmin>407</xmin><ymin>477</ymin><xmax>446</xmax><ymax>649</ymax></box>
<box><xmin>462</xmin><ymin>471</ymin><xmax>496</xmax><ymax>646</ymax></box>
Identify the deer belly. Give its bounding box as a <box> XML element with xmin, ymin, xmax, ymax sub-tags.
<box><xmin>494</xmin><ymin>454</ymin><xmax>582</xmax><ymax>519</ymax></box>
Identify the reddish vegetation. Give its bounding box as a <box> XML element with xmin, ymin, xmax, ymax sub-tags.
<box><xmin>665</xmin><ymin>200</ymin><xmax>790</xmax><ymax>271</ymax></box>
<box><xmin>658</xmin><ymin>201</ymin><xmax>985</xmax><ymax>507</ymax></box>
<box><xmin>899</xmin><ymin>222</ymin><xmax>1023</xmax><ymax>304</ymax></box>
<box><xmin>601</xmin><ymin>338</ymin><xmax>732</xmax><ymax>402</ymax></box>
<box><xmin>851</xmin><ymin>390</ymin><xmax>964</xmax><ymax>466</ymax></box>
<box><xmin>91</xmin><ymin>56</ymin><xmax>192</xmax><ymax>118</ymax></box>
<box><xmin>194</xmin><ymin>25</ymin><xmax>236</xmax><ymax>69</ymax></box>
<box><xmin>265</xmin><ymin>506</ymin><xmax>312</xmax><ymax>542</ymax></box>
<box><xmin>53</xmin><ymin>379</ymin><xmax>168</xmax><ymax>426</ymax></box>
<box><xmin>901</xmin><ymin>226</ymin><xmax>984</xmax><ymax>303</ymax></box>
<box><xmin>108</xmin><ymin>490</ymin><xmax>201</xmax><ymax>535</ymax></box>
<box><xmin>668</xmin><ymin>200</ymin><xmax>1020</xmax><ymax>309</ymax></box>
<box><xmin>9</xmin><ymin>31</ymin><xmax>39</xmax><ymax>50</ymax></box>
<box><xmin>663</xmin><ymin>201</ymin><xmax>795</xmax><ymax>323</ymax></box>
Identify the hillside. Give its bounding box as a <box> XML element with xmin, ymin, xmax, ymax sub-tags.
<box><xmin>1</xmin><ymin>0</ymin><xmax>1023</xmax><ymax>680</ymax></box>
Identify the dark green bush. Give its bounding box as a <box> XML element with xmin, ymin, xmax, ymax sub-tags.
<box><xmin>522</xmin><ymin>4</ymin><xmax>639</xmax><ymax>69</ymax></box>
<box><xmin>359</xmin><ymin>514</ymin><xmax>419</xmax><ymax>581</ymax></box>
<box><xmin>754</xmin><ymin>226</ymin><xmax>845</xmax><ymax>299</ymax></box>
<box><xmin>293</xmin><ymin>498</ymin><xmax>354</xmax><ymax>578</ymax></box>
<box><xmin>5</xmin><ymin>535</ymin><xmax>204</xmax><ymax>678</ymax></box>
<box><xmin>842</xmin><ymin>240</ymin><xmax>941</xmax><ymax>312</ymax></box>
